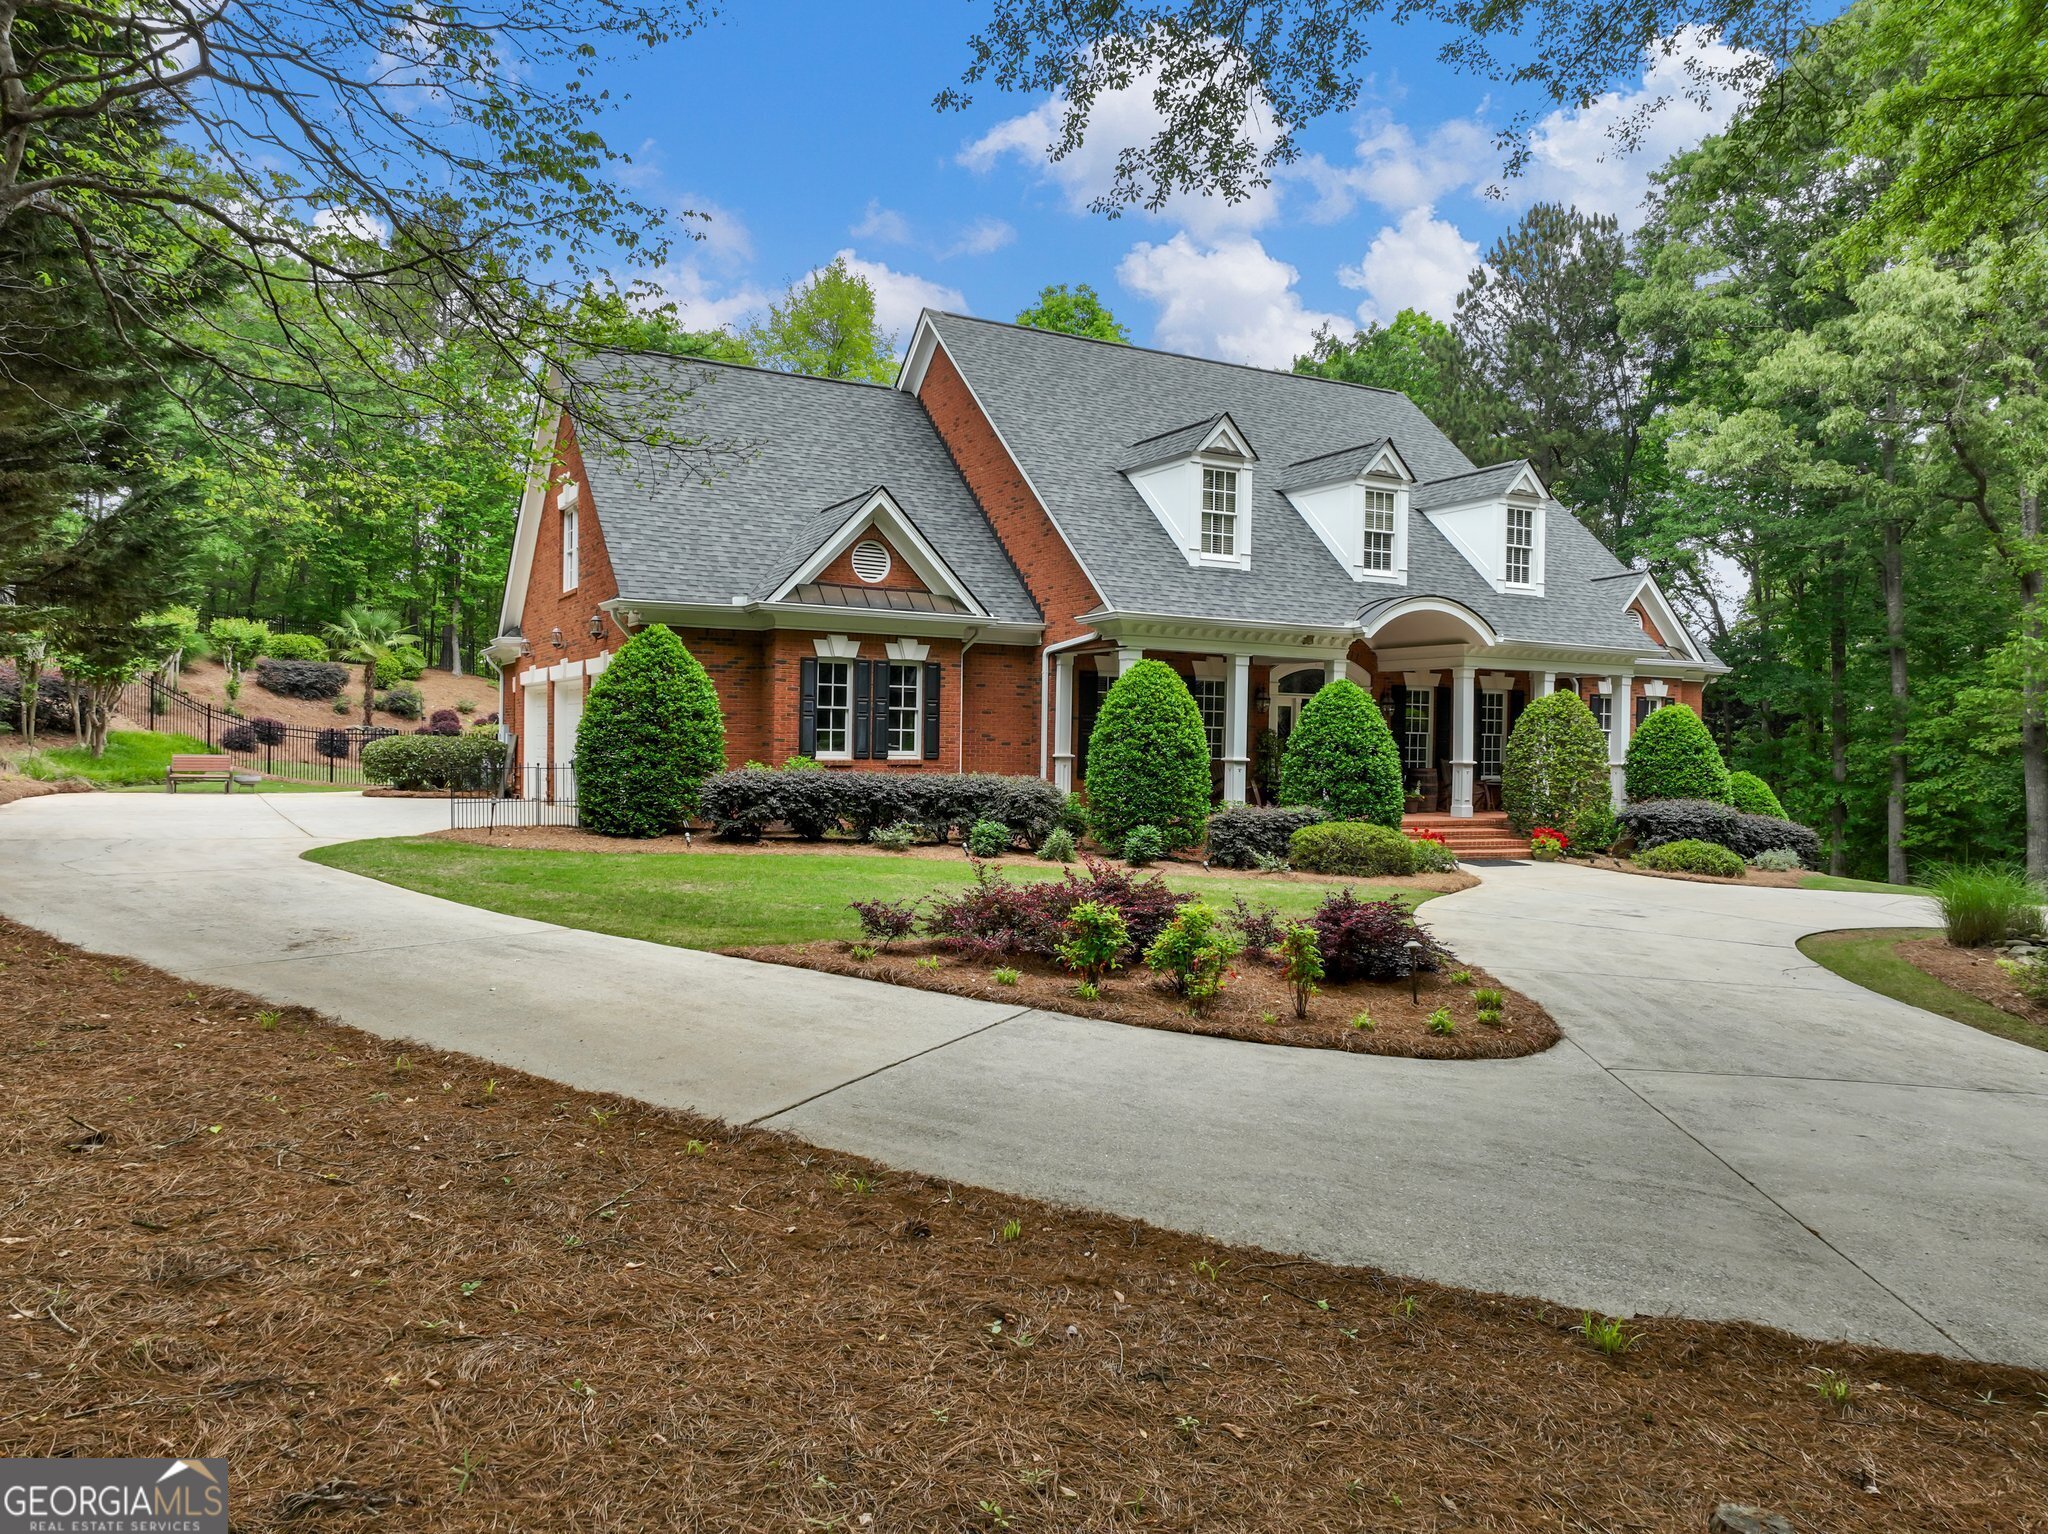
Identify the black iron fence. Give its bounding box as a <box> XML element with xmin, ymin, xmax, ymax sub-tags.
<box><xmin>451</xmin><ymin>761</ymin><xmax>581</xmax><ymax>830</ymax></box>
<box><xmin>118</xmin><ymin>676</ymin><xmax>402</xmax><ymax>785</ymax></box>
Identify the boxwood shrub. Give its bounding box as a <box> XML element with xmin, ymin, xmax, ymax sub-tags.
<box><xmin>254</xmin><ymin>658</ymin><xmax>349</xmax><ymax>699</ymax></box>
<box><xmin>1288</xmin><ymin>820</ymin><xmax>1418</xmax><ymax>877</ymax></box>
<box><xmin>1204</xmin><ymin>804</ymin><xmax>1325</xmax><ymax>869</ymax></box>
<box><xmin>1618</xmin><ymin>798</ymin><xmax>1820</xmax><ymax>868</ymax></box>
<box><xmin>374</xmin><ymin>643</ymin><xmax>428</xmax><ymax>686</ymax></box>
<box><xmin>362</xmin><ymin>732</ymin><xmax>509</xmax><ymax>791</ymax></box>
<box><xmin>1501</xmin><ymin>690</ymin><xmax>1610</xmax><ymax>836</ymax></box>
<box><xmin>1623</xmin><ymin>705</ymin><xmax>1730</xmax><ymax>803</ymax></box>
<box><xmin>1276</xmin><ymin>678</ymin><xmax>1404</xmax><ymax>826</ymax></box>
<box><xmin>1726</xmin><ymin>770</ymin><xmax>1787</xmax><ymax>819</ymax></box>
<box><xmin>260</xmin><ymin>632</ymin><xmax>329</xmax><ymax>662</ymax></box>
<box><xmin>1635</xmin><ymin>838</ymin><xmax>1746</xmax><ymax>878</ymax></box>
<box><xmin>697</xmin><ymin>769</ymin><xmax>1064</xmax><ymax>847</ymax></box>
<box><xmin>577</xmin><ymin>624</ymin><xmax>726</xmax><ymax>838</ymax></box>
<box><xmin>1084</xmin><ymin>659</ymin><xmax>1213</xmax><ymax>852</ymax></box>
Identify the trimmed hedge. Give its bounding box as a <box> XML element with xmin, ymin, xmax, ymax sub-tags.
<box><xmin>1288</xmin><ymin>820</ymin><xmax>1418</xmax><ymax>877</ymax></box>
<box><xmin>362</xmin><ymin>732</ymin><xmax>509</xmax><ymax>791</ymax></box>
<box><xmin>1501</xmin><ymin>690</ymin><xmax>1610</xmax><ymax>836</ymax></box>
<box><xmin>1727</xmin><ymin>770</ymin><xmax>1787</xmax><ymax>819</ymax></box>
<box><xmin>254</xmin><ymin>658</ymin><xmax>349</xmax><ymax>699</ymax></box>
<box><xmin>1204</xmin><ymin>804</ymin><xmax>1326</xmax><ymax>869</ymax></box>
<box><xmin>698</xmin><ymin>769</ymin><xmax>1063</xmax><ymax>847</ymax></box>
<box><xmin>1276</xmin><ymin>678</ymin><xmax>1404</xmax><ymax>826</ymax></box>
<box><xmin>577</xmin><ymin>625</ymin><xmax>726</xmax><ymax>838</ymax></box>
<box><xmin>1624</xmin><ymin>705</ymin><xmax>1730</xmax><ymax>803</ymax></box>
<box><xmin>1617</xmin><ymin>798</ymin><xmax>1820</xmax><ymax>868</ymax></box>
<box><xmin>1636</xmin><ymin>838</ymin><xmax>1746</xmax><ymax>878</ymax></box>
<box><xmin>261</xmin><ymin>632</ymin><xmax>329</xmax><ymax>662</ymax></box>
<box><xmin>1083</xmin><ymin>659</ymin><xmax>1213</xmax><ymax>852</ymax></box>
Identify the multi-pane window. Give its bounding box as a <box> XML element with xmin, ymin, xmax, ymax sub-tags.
<box><xmin>1505</xmin><ymin>505</ymin><xmax>1534</xmax><ymax>585</ymax></box>
<box><xmin>1190</xmin><ymin>678</ymin><xmax>1226</xmax><ymax>758</ymax></box>
<box><xmin>1200</xmin><ymin>467</ymin><xmax>1238</xmax><ymax>555</ymax></box>
<box><xmin>1402</xmin><ymin>690</ymin><xmax>1433</xmax><ymax>776</ymax></box>
<box><xmin>1478</xmin><ymin>690</ymin><xmax>1506</xmax><ymax>778</ymax></box>
<box><xmin>562</xmin><ymin>505</ymin><xmax>580</xmax><ymax>591</ymax></box>
<box><xmin>814</xmin><ymin>660</ymin><xmax>852</xmax><ymax>757</ymax></box>
<box><xmin>1587</xmin><ymin>692</ymin><xmax>1612</xmax><ymax>746</ymax></box>
<box><xmin>1362</xmin><ymin>488</ymin><xmax>1397</xmax><ymax>572</ymax></box>
<box><xmin>886</xmin><ymin>663</ymin><xmax>921</xmax><ymax>756</ymax></box>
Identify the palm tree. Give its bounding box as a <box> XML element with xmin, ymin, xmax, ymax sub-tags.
<box><xmin>323</xmin><ymin>608</ymin><xmax>420</xmax><ymax>727</ymax></box>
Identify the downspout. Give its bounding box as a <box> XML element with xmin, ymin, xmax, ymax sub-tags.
<box><xmin>1038</xmin><ymin>632</ymin><xmax>1098</xmax><ymax>782</ymax></box>
<box><xmin>957</xmin><ymin>627</ymin><xmax>981</xmax><ymax>772</ymax></box>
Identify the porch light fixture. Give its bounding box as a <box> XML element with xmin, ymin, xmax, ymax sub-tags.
<box><xmin>549</xmin><ymin>626</ymin><xmax>565</xmax><ymax>650</ymax></box>
<box><xmin>1405</xmin><ymin>940</ymin><xmax>1422</xmax><ymax>1003</ymax></box>
<box><xmin>588</xmin><ymin>613</ymin><xmax>605</xmax><ymax>639</ymax></box>
<box><xmin>1253</xmin><ymin>686</ymin><xmax>1269</xmax><ymax>713</ymax></box>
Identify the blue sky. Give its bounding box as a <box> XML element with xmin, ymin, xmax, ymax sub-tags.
<box><xmin>594</xmin><ymin>4</ymin><xmax>1755</xmax><ymax>368</ymax></box>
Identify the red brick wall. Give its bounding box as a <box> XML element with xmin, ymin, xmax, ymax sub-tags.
<box><xmin>962</xmin><ymin>643</ymin><xmax>1040</xmax><ymax>775</ymax></box>
<box><xmin>814</xmin><ymin>531</ymin><xmax>929</xmax><ymax>593</ymax></box>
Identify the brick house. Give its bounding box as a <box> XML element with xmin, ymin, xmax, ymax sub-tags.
<box><xmin>489</xmin><ymin>311</ymin><xmax>1724</xmax><ymax>818</ymax></box>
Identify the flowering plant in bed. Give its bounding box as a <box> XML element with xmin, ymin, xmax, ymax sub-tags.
<box><xmin>1529</xmin><ymin>826</ymin><xmax>1570</xmax><ymax>861</ymax></box>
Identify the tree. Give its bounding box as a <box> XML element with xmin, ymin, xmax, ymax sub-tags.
<box><xmin>323</xmin><ymin>609</ymin><xmax>421</xmax><ymax>727</ymax></box>
<box><xmin>1083</xmin><ymin>660</ymin><xmax>1213</xmax><ymax>852</ymax></box>
<box><xmin>576</xmin><ymin>624</ymin><xmax>726</xmax><ymax>838</ymax></box>
<box><xmin>568</xmin><ymin>284</ymin><xmax>756</xmax><ymax>363</ymax></box>
<box><xmin>1294</xmin><ymin>311</ymin><xmax>1504</xmax><ymax>463</ymax></box>
<box><xmin>1499</xmin><ymin>691</ymin><xmax>1612</xmax><ymax>837</ymax></box>
<box><xmin>1015</xmin><ymin>283</ymin><xmax>1130</xmax><ymax>342</ymax></box>
<box><xmin>1624</xmin><ymin>706</ymin><xmax>1732</xmax><ymax>803</ymax></box>
<box><xmin>1276</xmin><ymin>679</ymin><xmax>1404</xmax><ymax>827</ymax></box>
<box><xmin>747</xmin><ymin>259</ymin><xmax>895</xmax><ymax>382</ymax></box>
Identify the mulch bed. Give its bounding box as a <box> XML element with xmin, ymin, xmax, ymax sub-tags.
<box><xmin>1897</xmin><ymin>937</ymin><xmax>2048</xmax><ymax>1027</ymax></box>
<box><xmin>0</xmin><ymin>775</ymin><xmax>92</xmax><ymax>808</ymax></box>
<box><xmin>736</xmin><ymin>940</ymin><xmax>1558</xmax><ymax>1059</ymax></box>
<box><xmin>1584</xmin><ymin>853</ymin><xmax>1811</xmax><ymax>888</ymax></box>
<box><xmin>3</xmin><ymin>917</ymin><xmax>2044</xmax><ymax>1531</ymax></box>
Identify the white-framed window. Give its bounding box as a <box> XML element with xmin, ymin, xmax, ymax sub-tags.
<box><xmin>1478</xmin><ymin>690</ymin><xmax>1506</xmax><ymax>778</ymax></box>
<box><xmin>886</xmin><ymin>662</ymin><xmax>921</xmax><ymax>757</ymax></box>
<box><xmin>1588</xmin><ymin>692</ymin><xmax>1612</xmax><ymax>746</ymax></box>
<box><xmin>561</xmin><ymin>504</ymin><xmax>580</xmax><ymax>592</ymax></box>
<box><xmin>1402</xmin><ymin>689</ymin><xmax>1433</xmax><ymax>776</ymax></box>
<box><xmin>1200</xmin><ymin>467</ymin><xmax>1238</xmax><ymax>556</ymax></box>
<box><xmin>1505</xmin><ymin>505</ymin><xmax>1534</xmax><ymax>585</ymax></box>
<box><xmin>1362</xmin><ymin>487</ymin><xmax>1397</xmax><ymax>573</ymax></box>
<box><xmin>814</xmin><ymin>660</ymin><xmax>852</xmax><ymax>758</ymax></box>
<box><xmin>1190</xmin><ymin>677</ymin><xmax>1226</xmax><ymax>759</ymax></box>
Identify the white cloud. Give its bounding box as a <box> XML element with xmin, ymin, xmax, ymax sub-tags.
<box><xmin>1117</xmin><ymin>234</ymin><xmax>1346</xmax><ymax>368</ymax></box>
<box><xmin>646</xmin><ymin>260</ymin><xmax>770</xmax><ymax>331</ymax></box>
<box><xmin>960</xmin><ymin>72</ymin><xmax>1279</xmax><ymax>237</ymax></box>
<box><xmin>1296</xmin><ymin>110</ymin><xmax>1496</xmax><ymax>221</ymax></box>
<box><xmin>850</xmin><ymin>200</ymin><xmax>914</xmax><ymax>245</ymax></box>
<box><xmin>944</xmin><ymin>216</ymin><xmax>1017</xmax><ymax>258</ymax></box>
<box><xmin>1337</xmin><ymin>206</ymin><xmax>1480</xmax><ymax>325</ymax></box>
<box><xmin>831</xmin><ymin>249</ymin><xmax>967</xmax><ymax>341</ymax></box>
<box><xmin>1510</xmin><ymin>29</ymin><xmax>1758</xmax><ymax>228</ymax></box>
<box><xmin>311</xmin><ymin>206</ymin><xmax>390</xmax><ymax>244</ymax></box>
<box><xmin>680</xmin><ymin>196</ymin><xmax>754</xmax><ymax>267</ymax></box>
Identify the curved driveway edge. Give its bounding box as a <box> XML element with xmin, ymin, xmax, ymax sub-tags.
<box><xmin>4</xmin><ymin>792</ymin><xmax>2044</xmax><ymax>1368</ymax></box>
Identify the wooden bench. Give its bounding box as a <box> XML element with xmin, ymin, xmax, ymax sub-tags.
<box><xmin>166</xmin><ymin>754</ymin><xmax>237</xmax><ymax>792</ymax></box>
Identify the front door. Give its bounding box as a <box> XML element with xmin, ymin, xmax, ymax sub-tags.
<box><xmin>1271</xmin><ymin>668</ymin><xmax>1326</xmax><ymax>745</ymax></box>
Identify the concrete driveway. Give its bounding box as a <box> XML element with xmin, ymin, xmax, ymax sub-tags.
<box><xmin>4</xmin><ymin>791</ymin><xmax>2045</xmax><ymax>1368</ymax></box>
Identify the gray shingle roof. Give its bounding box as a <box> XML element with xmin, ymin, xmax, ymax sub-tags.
<box><xmin>1277</xmin><ymin>438</ymin><xmax>1394</xmax><ymax>492</ymax></box>
<box><xmin>1115</xmin><ymin>413</ymin><xmax>1254</xmax><ymax>470</ymax></box>
<box><xmin>1410</xmin><ymin>461</ymin><xmax>1534</xmax><ymax>511</ymax></box>
<box><xmin>567</xmin><ymin>351</ymin><xmax>1039</xmax><ymax>625</ymax></box>
<box><xmin>923</xmin><ymin>313</ymin><xmax>1662</xmax><ymax>655</ymax></box>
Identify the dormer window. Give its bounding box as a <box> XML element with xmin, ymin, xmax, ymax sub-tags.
<box><xmin>1200</xmin><ymin>467</ymin><xmax>1239</xmax><ymax>556</ymax></box>
<box><xmin>1362</xmin><ymin>488</ymin><xmax>1397</xmax><ymax>572</ymax></box>
<box><xmin>1505</xmin><ymin>505</ymin><xmax>1534</xmax><ymax>586</ymax></box>
<box><xmin>1279</xmin><ymin>439</ymin><xmax>1413</xmax><ymax>584</ymax></box>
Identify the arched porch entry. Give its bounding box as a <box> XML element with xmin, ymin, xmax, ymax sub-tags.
<box><xmin>1270</xmin><ymin>666</ymin><xmax>1327</xmax><ymax>746</ymax></box>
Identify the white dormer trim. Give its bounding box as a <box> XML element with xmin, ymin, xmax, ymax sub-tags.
<box><xmin>497</xmin><ymin>395</ymin><xmax>571</xmax><ymax>636</ymax></box>
<box><xmin>1285</xmin><ymin>444</ymin><xmax>1417</xmax><ymax>586</ymax></box>
<box><xmin>1125</xmin><ymin>428</ymin><xmax>1255</xmax><ymax>572</ymax></box>
<box><xmin>1623</xmin><ymin>573</ymin><xmax>1703</xmax><ymax>663</ymax></box>
<box><xmin>768</xmin><ymin>487</ymin><xmax>989</xmax><ymax>617</ymax></box>
<box><xmin>1421</xmin><ymin>466</ymin><xmax>1550</xmax><ymax>597</ymax></box>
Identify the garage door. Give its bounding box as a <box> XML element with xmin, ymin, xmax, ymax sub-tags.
<box><xmin>553</xmin><ymin>676</ymin><xmax>584</xmax><ymax>798</ymax></box>
<box><xmin>521</xmin><ymin>684</ymin><xmax>547</xmax><ymax>797</ymax></box>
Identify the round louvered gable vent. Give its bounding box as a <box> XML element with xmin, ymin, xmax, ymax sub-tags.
<box><xmin>849</xmin><ymin>539</ymin><xmax>892</xmax><ymax>584</ymax></box>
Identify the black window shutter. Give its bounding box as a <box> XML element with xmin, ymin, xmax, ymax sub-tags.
<box><xmin>1507</xmin><ymin>688</ymin><xmax>1526</xmax><ymax>734</ymax></box>
<box><xmin>798</xmin><ymin>657</ymin><xmax>818</xmax><ymax>757</ymax></box>
<box><xmin>852</xmin><ymin>660</ymin><xmax>872</xmax><ymax>759</ymax></box>
<box><xmin>1635</xmin><ymin>694</ymin><xmax>1654</xmax><ymax>726</ymax></box>
<box><xmin>870</xmin><ymin>660</ymin><xmax>889</xmax><ymax>756</ymax></box>
<box><xmin>923</xmin><ymin>661</ymin><xmax>942</xmax><ymax>759</ymax></box>
<box><xmin>1076</xmin><ymin>669</ymin><xmax>1102</xmax><ymax>774</ymax></box>
<box><xmin>1433</xmin><ymin>684</ymin><xmax>1453</xmax><ymax>771</ymax></box>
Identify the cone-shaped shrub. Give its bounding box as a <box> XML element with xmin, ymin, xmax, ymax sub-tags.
<box><xmin>577</xmin><ymin>624</ymin><xmax>726</xmax><ymax>838</ymax></box>
<box><xmin>1083</xmin><ymin>659</ymin><xmax>1212</xmax><ymax>852</ymax></box>
<box><xmin>1624</xmin><ymin>704</ymin><xmax>1729</xmax><ymax>804</ymax></box>
<box><xmin>1276</xmin><ymin>678</ymin><xmax>1404</xmax><ymax>827</ymax></box>
<box><xmin>1500</xmin><ymin>690</ymin><xmax>1612</xmax><ymax>836</ymax></box>
<box><xmin>1726</xmin><ymin>769</ymin><xmax>1786</xmax><ymax>819</ymax></box>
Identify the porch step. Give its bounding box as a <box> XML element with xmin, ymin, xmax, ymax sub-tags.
<box><xmin>1404</xmin><ymin>812</ymin><xmax>1531</xmax><ymax>859</ymax></box>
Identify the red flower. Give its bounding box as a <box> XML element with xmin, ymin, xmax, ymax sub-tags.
<box><xmin>1530</xmin><ymin>826</ymin><xmax>1571</xmax><ymax>848</ymax></box>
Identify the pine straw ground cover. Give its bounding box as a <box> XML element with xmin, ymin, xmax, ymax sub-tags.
<box><xmin>737</xmin><ymin>941</ymin><xmax>1557</xmax><ymax>1060</ymax></box>
<box><xmin>3</xmin><ymin>919</ymin><xmax>2043</xmax><ymax>1533</ymax></box>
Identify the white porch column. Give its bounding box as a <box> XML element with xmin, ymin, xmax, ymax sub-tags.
<box><xmin>1608</xmin><ymin>671</ymin><xmax>1635</xmax><ymax>809</ymax></box>
<box><xmin>1538</xmin><ymin>671</ymin><xmax>1556</xmax><ymax>696</ymax></box>
<box><xmin>1051</xmin><ymin>651</ymin><xmax>1076</xmax><ymax>792</ymax></box>
<box><xmin>1449</xmin><ymin>662</ymin><xmax>1476</xmax><ymax>818</ymax></box>
<box><xmin>1221</xmin><ymin>653</ymin><xmax>1251</xmax><ymax>802</ymax></box>
<box><xmin>1116</xmin><ymin>644</ymin><xmax>1145</xmax><ymax>674</ymax></box>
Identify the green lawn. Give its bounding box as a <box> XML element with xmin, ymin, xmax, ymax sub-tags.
<box><xmin>1800</xmin><ymin>873</ymin><xmax>1926</xmax><ymax>896</ymax></box>
<box><xmin>1797</xmin><ymin>927</ymin><xmax>2048</xmax><ymax>1054</ymax></box>
<box><xmin>307</xmin><ymin>837</ymin><xmax>1436</xmax><ymax>953</ymax></box>
<box><xmin>19</xmin><ymin>729</ymin><xmax>210</xmax><ymax>785</ymax></box>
